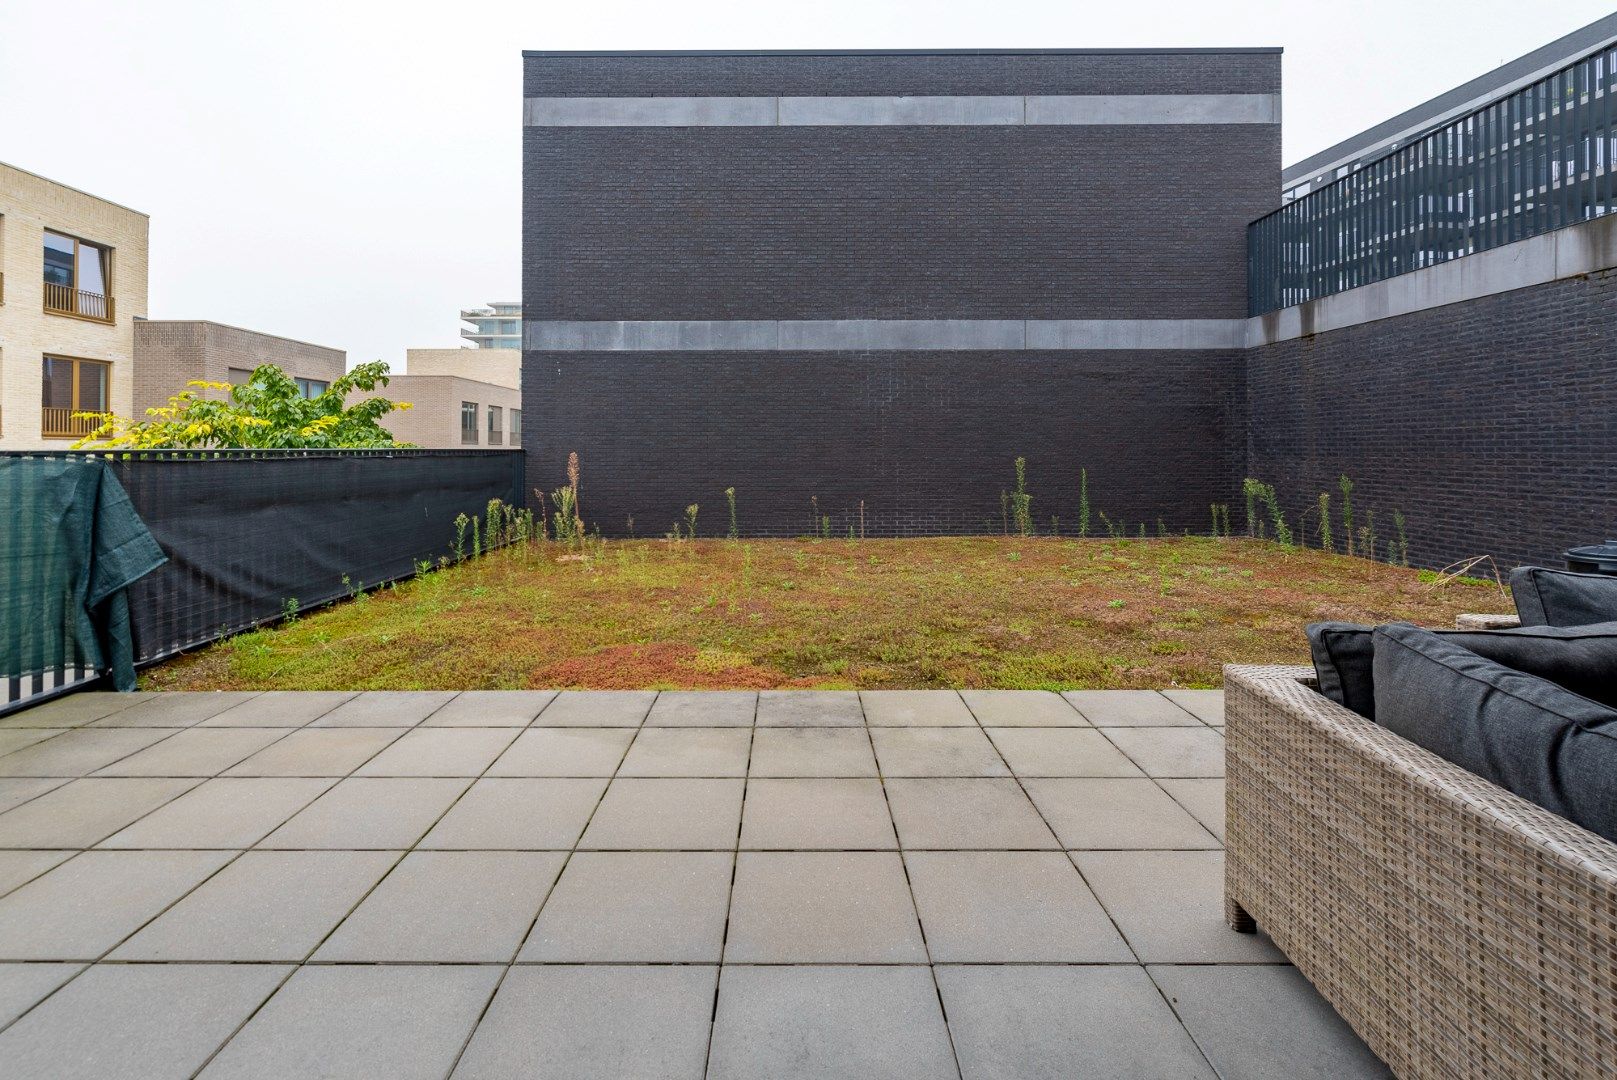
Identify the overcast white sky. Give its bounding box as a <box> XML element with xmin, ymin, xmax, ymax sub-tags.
<box><xmin>3</xmin><ymin>0</ymin><xmax>1613</xmax><ymax>368</ymax></box>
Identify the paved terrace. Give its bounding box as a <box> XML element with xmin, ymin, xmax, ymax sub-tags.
<box><xmin>0</xmin><ymin>689</ymin><xmax>1388</xmax><ymax>1079</ymax></box>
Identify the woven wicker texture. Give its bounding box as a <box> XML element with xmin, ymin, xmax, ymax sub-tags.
<box><xmin>1225</xmin><ymin>665</ymin><xmax>1617</xmax><ymax>1080</ymax></box>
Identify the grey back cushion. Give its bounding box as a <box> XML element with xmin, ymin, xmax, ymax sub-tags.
<box><xmin>1307</xmin><ymin>620</ymin><xmax>1617</xmax><ymax>721</ymax></box>
<box><xmin>1372</xmin><ymin>623</ymin><xmax>1617</xmax><ymax>845</ymax></box>
<box><xmin>1511</xmin><ymin>566</ymin><xmax>1617</xmax><ymax>627</ymax></box>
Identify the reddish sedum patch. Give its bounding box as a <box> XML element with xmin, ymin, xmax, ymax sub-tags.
<box><xmin>146</xmin><ymin>537</ymin><xmax>1500</xmax><ymax>691</ymax></box>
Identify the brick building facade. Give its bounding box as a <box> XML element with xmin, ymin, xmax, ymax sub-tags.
<box><xmin>521</xmin><ymin>49</ymin><xmax>1281</xmax><ymax>536</ymax></box>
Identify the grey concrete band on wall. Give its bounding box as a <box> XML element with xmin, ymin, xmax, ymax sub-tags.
<box><xmin>524</xmin><ymin>94</ymin><xmax>1279</xmax><ymax>127</ymax></box>
<box><xmin>525</xmin><ymin>319</ymin><xmax>1249</xmax><ymax>351</ymax></box>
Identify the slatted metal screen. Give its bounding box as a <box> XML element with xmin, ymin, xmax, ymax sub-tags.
<box><xmin>1250</xmin><ymin>41</ymin><xmax>1617</xmax><ymax>315</ymax></box>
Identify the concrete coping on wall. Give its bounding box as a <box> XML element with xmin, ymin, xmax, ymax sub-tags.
<box><xmin>523</xmin><ymin>93</ymin><xmax>1280</xmax><ymax>127</ymax></box>
<box><xmin>1247</xmin><ymin>213</ymin><xmax>1617</xmax><ymax>346</ymax></box>
<box><xmin>524</xmin><ymin>319</ymin><xmax>1249</xmax><ymax>352</ymax></box>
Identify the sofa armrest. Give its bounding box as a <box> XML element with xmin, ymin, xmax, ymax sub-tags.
<box><xmin>1454</xmin><ymin>612</ymin><xmax>1520</xmax><ymax>630</ymax></box>
<box><xmin>1224</xmin><ymin>663</ymin><xmax>1617</xmax><ymax>1079</ymax></box>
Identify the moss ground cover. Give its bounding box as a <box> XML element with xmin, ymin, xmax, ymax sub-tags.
<box><xmin>145</xmin><ymin>537</ymin><xmax>1499</xmax><ymax>691</ymax></box>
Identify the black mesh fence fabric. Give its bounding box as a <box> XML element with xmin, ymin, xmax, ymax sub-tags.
<box><xmin>70</xmin><ymin>449</ymin><xmax>521</xmax><ymax>665</ymax></box>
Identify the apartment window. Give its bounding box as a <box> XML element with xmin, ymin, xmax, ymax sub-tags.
<box><xmin>487</xmin><ymin>405</ymin><xmax>503</xmax><ymax>445</ymax></box>
<box><xmin>461</xmin><ymin>401</ymin><xmax>479</xmax><ymax>444</ymax></box>
<box><xmin>510</xmin><ymin>409</ymin><xmax>521</xmax><ymax>447</ymax></box>
<box><xmin>294</xmin><ymin>377</ymin><xmax>329</xmax><ymax>399</ymax></box>
<box><xmin>42</xmin><ymin>231</ymin><xmax>114</xmax><ymax>322</ymax></box>
<box><xmin>226</xmin><ymin>367</ymin><xmax>254</xmax><ymax>385</ymax></box>
<box><xmin>42</xmin><ymin>356</ymin><xmax>110</xmax><ymax>438</ymax></box>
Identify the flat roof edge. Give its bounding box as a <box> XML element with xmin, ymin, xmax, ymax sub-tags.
<box><xmin>0</xmin><ymin>160</ymin><xmax>149</xmax><ymax>218</ymax></box>
<box><xmin>137</xmin><ymin>318</ymin><xmax>346</xmax><ymax>356</ymax></box>
<box><xmin>522</xmin><ymin>47</ymin><xmax>1283</xmax><ymax>58</ymax></box>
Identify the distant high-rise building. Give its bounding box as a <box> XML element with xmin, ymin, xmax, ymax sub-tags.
<box><xmin>460</xmin><ymin>302</ymin><xmax>520</xmax><ymax>348</ymax></box>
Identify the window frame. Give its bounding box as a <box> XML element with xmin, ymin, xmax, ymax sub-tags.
<box><xmin>41</xmin><ymin>354</ymin><xmax>112</xmax><ymax>438</ymax></box>
<box><xmin>510</xmin><ymin>408</ymin><xmax>521</xmax><ymax>447</ymax></box>
<box><xmin>461</xmin><ymin>401</ymin><xmax>479</xmax><ymax>445</ymax></box>
<box><xmin>41</xmin><ymin>229</ymin><xmax>114</xmax><ymax>322</ymax></box>
<box><xmin>487</xmin><ymin>405</ymin><xmax>503</xmax><ymax>445</ymax></box>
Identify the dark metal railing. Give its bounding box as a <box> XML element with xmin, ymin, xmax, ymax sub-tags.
<box><xmin>1250</xmin><ymin>40</ymin><xmax>1617</xmax><ymax>315</ymax></box>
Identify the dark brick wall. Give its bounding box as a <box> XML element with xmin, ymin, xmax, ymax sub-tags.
<box><xmin>1247</xmin><ymin>271</ymin><xmax>1617</xmax><ymax>570</ymax></box>
<box><xmin>524</xmin><ymin>350</ymin><xmax>1246</xmax><ymax>538</ymax></box>
<box><xmin>524</xmin><ymin>124</ymin><xmax>1277</xmax><ymax>321</ymax></box>
<box><xmin>522</xmin><ymin>51</ymin><xmax>1275</xmax><ymax>535</ymax></box>
<box><xmin>523</xmin><ymin>50</ymin><xmax>1281</xmax><ymax>97</ymax></box>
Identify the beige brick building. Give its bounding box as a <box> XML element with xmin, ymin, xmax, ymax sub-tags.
<box><xmin>405</xmin><ymin>347</ymin><xmax>519</xmax><ymax>390</ymax></box>
<box><xmin>357</xmin><ymin>367</ymin><xmax>522</xmax><ymax>449</ymax></box>
<box><xmin>133</xmin><ymin>320</ymin><xmax>347</xmax><ymax>413</ymax></box>
<box><xmin>0</xmin><ymin>162</ymin><xmax>148</xmax><ymax>449</ymax></box>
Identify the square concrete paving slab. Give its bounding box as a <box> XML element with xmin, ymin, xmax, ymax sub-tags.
<box><xmin>519</xmin><ymin>851</ymin><xmax>732</xmax><ymax>962</ymax></box>
<box><xmin>353</xmin><ymin>728</ymin><xmax>519</xmax><ymax>777</ymax></box>
<box><xmin>885</xmin><ymin>778</ymin><xmax>1058</xmax><ymax>850</ymax></box>
<box><xmin>256</xmin><ymin>777</ymin><xmax>470</xmax><ymax>849</ymax></box>
<box><xmin>309</xmin><ymin>690</ymin><xmax>458</xmax><ymax>727</ymax></box>
<box><xmin>906</xmin><ymin>851</ymin><xmax>1133</xmax><ymax>963</ymax></box>
<box><xmin>0</xmin><ymin>729</ymin><xmax>68</xmax><ymax>757</ymax></box>
<box><xmin>756</xmin><ymin>689</ymin><xmax>863</xmax><ymax>727</ymax></box>
<box><xmin>0</xmin><ymin>850</ymin><xmax>73</xmax><ymax>896</ymax></box>
<box><xmin>1074</xmin><ymin>850</ymin><xmax>1284</xmax><ymax>963</ymax></box>
<box><xmin>197</xmin><ymin>690</ymin><xmax>357</xmax><ymax>727</ymax></box>
<box><xmin>0</xmin><ymin>692</ymin><xmax>150</xmax><ymax>728</ymax></box>
<box><xmin>198</xmin><ymin>964</ymin><xmax>500</xmax><ymax>1080</ymax></box>
<box><xmin>1159</xmin><ymin>778</ymin><xmax>1227</xmax><ymax>842</ymax></box>
<box><xmin>1062</xmin><ymin>690</ymin><xmax>1203</xmax><ymax>727</ymax></box>
<box><xmin>961</xmin><ymin>689</ymin><xmax>1089</xmax><ymax>727</ymax></box>
<box><xmin>0</xmin><ymin>849</ymin><xmax>233</xmax><ymax>959</ymax></box>
<box><xmin>0</xmin><ymin>962</ymin><xmax>83</xmax><ymax>1027</ymax></box>
<box><xmin>418</xmin><ymin>777</ymin><xmax>607</xmax><ymax>849</ymax></box>
<box><xmin>97</xmin><ymin>777</ymin><xmax>337</xmax><ymax>849</ymax></box>
<box><xmin>577</xmin><ymin>778</ymin><xmax>744</xmax><ymax>850</ymax></box>
<box><xmin>313</xmin><ymin>850</ymin><xmax>565</xmax><ymax>961</ymax></box>
<box><xmin>221</xmin><ymin>727</ymin><xmax>403</xmax><ymax>777</ymax></box>
<box><xmin>741</xmin><ymin>778</ymin><xmax>897</xmax><ymax>849</ymax></box>
<box><xmin>0</xmin><ymin>728</ymin><xmax>172</xmax><ymax>777</ymax></box>
<box><xmin>91</xmin><ymin>728</ymin><xmax>288</xmax><ymax>777</ymax></box>
<box><xmin>1162</xmin><ymin>688</ymin><xmax>1225</xmax><ymax>726</ymax></box>
<box><xmin>454</xmin><ymin>965</ymin><xmax>716</xmax><ymax>1080</ymax></box>
<box><xmin>987</xmin><ymin>728</ymin><xmax>1147</xmax><ymax>777</ymax></box>
<box><xmin>89</xmin><ymin>692</ymin><xmax>263</xmax><ymax>728</ymax></box>
<box><xmin>0</xmin><ymin>962</ymin><xmax>289</xmax><ymax>1080</ymax></box>
<box><xmin>617</xmin><ymin>727</ymin><xmax>751</xmax><ymax>777</ymax></box>
<box><xmin>871</xmin><ymin>727</ymin><xmax>1010</xmax><ymax>777</ymax></box>
<box><xmin>110</xmin><ymin>849</ymin><xmax>400</xmax><ymax>961</ymax></box>
<box><xmin>645</xmin><ymin>690</ymin><xmax>757</xmax><ymax>727</ymax></box>
<box><xmin>0</xmin><ymin>776</ymin><xmax>68</xmax><ymax>814</ymax></box>
<box><xmin>724</xmin><ymin>851</ymin><xmax>926</xmax><ymax>962</ymax></box>
<box><xmin>1102</xmin><ymin>727</ymin><xmax>1226</xmax><ymax>778</ymax></box>
<box><xmin>0</xmin><ymin>777</ymin><xmax>197</xmax><ymax>848</ymax></box>
<box><xmin>486</xmin><ymin>727</ymin><xmax>634</xmax><ymax>777</ymax></box>
<box><xmin>748</xmin><ymin>727</ymin><xmax>878</xmax><ymax>777</ymax></box>
<box><xmin>1149</xmin><ymin>964</ymin><xmax>1391</xmax><ymax>1079</ymax></box>
<box><xmin>708</xmin><ymin>965</ymin><xmax>957</xmax><ymax>1080</ymax></box>
<box><xmin>532</xmin><ymin>690</ymin><xmax>655</xmax><ymax>727</ymax></box>
<box><xmin>860</xmin><ymin>689</ymin><xmax>976</xmax><ymax>726</ymax></box>
<box><xmin>422</xmin><ymin>690</ymin><xmax>558</xmax><ymax>727</ymax></box>
<box><xmin>937</xmin><ymin>964</ymin><xmax>1215</xmax><ymax>1079</ymax></box>
<box><xmin>1024</xmin><ymin>778</ymin><xmax>1221</xmax><ymax>850</ymax></box>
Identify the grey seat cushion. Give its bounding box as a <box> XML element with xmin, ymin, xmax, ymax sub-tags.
<box><xmin>1372</xmin><ymin>623</ymin><xmax>1617</xmax><ymax>844</ymax></box>
<box><xmin>1307</xmin><ymin>620</ymin><xmax>1617</xmax><ymax>720</ymax></box>
<box><xmin>1511</xmin><ymin>566</ymin><xmax>1617</xmax><ymax>627</ymax></box>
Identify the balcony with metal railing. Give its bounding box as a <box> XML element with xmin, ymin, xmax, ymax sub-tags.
<box><xmin>1249</xmin><ymin>39</ymin><xmax>1617</xmax><ymax>315</ymax></box>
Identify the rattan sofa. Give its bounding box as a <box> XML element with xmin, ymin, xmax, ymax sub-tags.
<box><xmin>1224</xmin><ymin>663</ymin><xmax>1617</xmax><ymax>1080</ymax></box>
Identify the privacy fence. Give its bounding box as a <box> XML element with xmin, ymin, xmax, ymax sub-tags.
<box><xmin>1249</xmin><ymin>38</ymin><xmax>1617</xmax><ymax>314</ymax></box>
<box><xmin>2</xmin><ymin>448</ymin><xmax>523</xmax><ymax>714</ymax></box>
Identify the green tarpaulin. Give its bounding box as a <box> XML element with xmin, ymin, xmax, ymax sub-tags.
<box><xmin>1</xmin><ymin>457</ymin><xmax>167</xmax><ymax>692</ymax></box>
